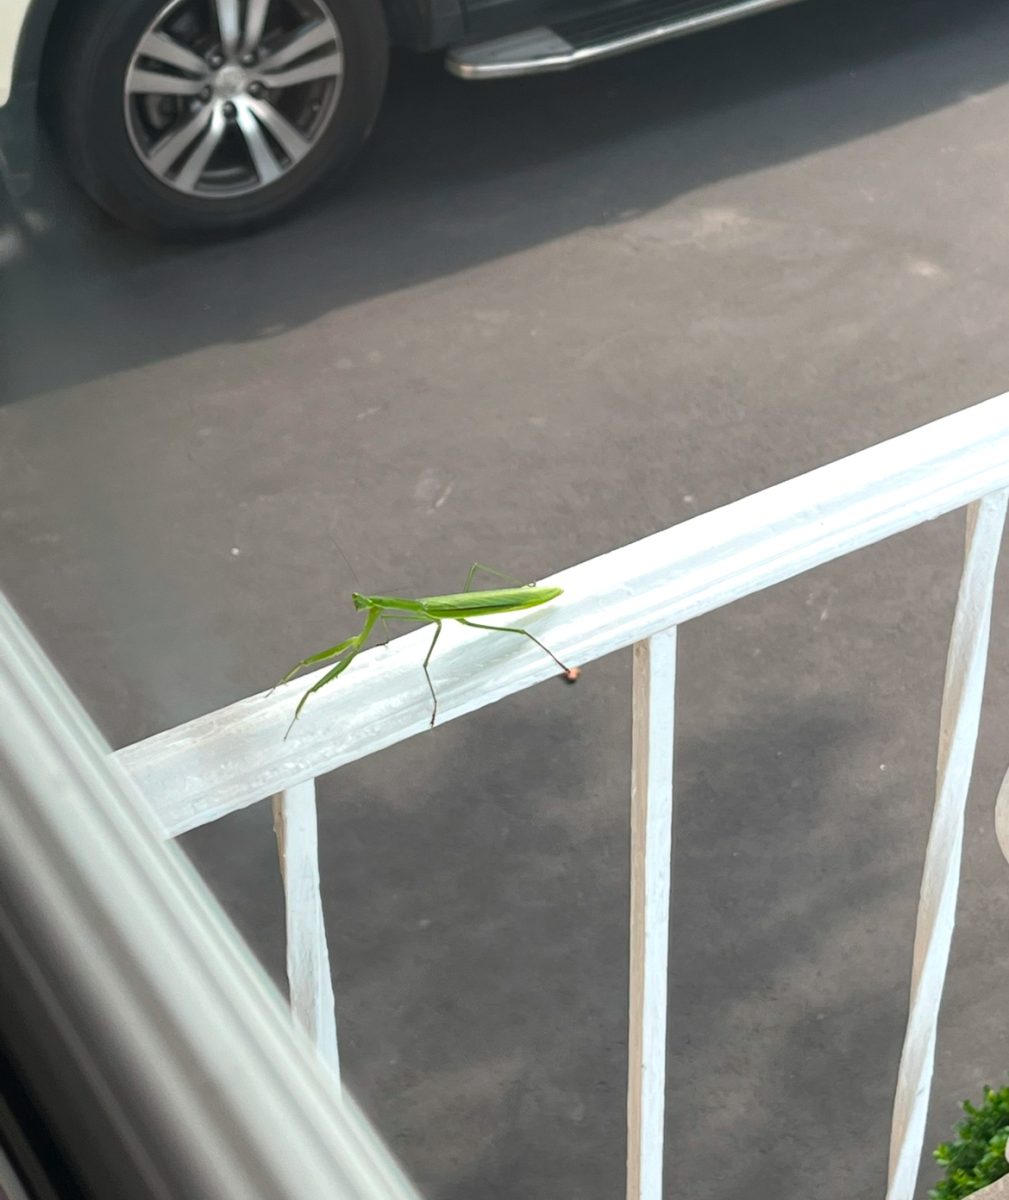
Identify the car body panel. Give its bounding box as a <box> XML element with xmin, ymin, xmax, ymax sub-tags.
<box><xmin>0</xmin><ymin>0</ymin><xmax>56</xmax><ymax>193</ymax></box>
<box><xmin>0</xmin><ymin>0</ymin><xmax>815</xmax><ymax>218</ymax></box>
<box><xmin>0</xmin><ymin>0</ymin><xmax>34</xmax><ymax>107</ymax></box>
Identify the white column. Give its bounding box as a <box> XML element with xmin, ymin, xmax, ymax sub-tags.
<box><xmin>627</xmin><ymin>628</ymin><xmax>677</xmax><ymax>1200</ymax></box>
<box><xmin>272</xmin><ymin>779</ymin><xmax>340</xmax><ymax>1082</ymax></box>
<box><xmin>886</xmin><ymin>490</ymin><xmax>1008</xmax><ymax>1200</ymax></box>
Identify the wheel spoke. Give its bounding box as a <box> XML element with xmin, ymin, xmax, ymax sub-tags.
<box><xmin>136</xmin><ymin>31</ymin><xmax>209</xmax><ymax>77</ymax></box>
<box><xmin>258</xmin><ymin>21</ymin><xmax>334</xmax><ymax>71</ymax></box>
<box><xmin>243</xmin><ymin>0</ymin><xmax>272</xmax><ymax>51</ymax></box>
<box><xmin>126</xmin><ymin>68</ymin><xmax>208</xmax><ymax>95</ymax></box>
<box><xmin>234</xmin><ymin>100</ymin><xmax>284</xmax><ymax>184</ymax></box>
<box><xmin>213</xmin><ymin>0</ymin><xmax>241</xmax><ymax>55</ymax></box>
<box><xmin>174</xmin><ymin>104</ymin><xmax>227</xmax><ymax>190</ymax></box>
<box><xmin>147</xmin><ymin>103</ymin><xmax>214</xmax><ymax>179</ymax></box>
<box><xmin>259</xmin><ymin>50</ymin><xmax>343</xmax><ymax>88</ymax></box>
<box><xmin>245</xmin><ymin>95</ymin><xmax>311</xmax><ymax>162</ymax></box>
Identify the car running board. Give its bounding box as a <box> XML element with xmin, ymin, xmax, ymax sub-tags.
<box><xmin>446</xmin><ymin>0</ymin><xmax>803</xmax><ymax>77</ymax></box>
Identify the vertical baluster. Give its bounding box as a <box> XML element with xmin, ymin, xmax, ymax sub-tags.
<box><xmin>886</xmin><ymin>490</ymin><xmax>1008</xmax><ymax>1200</ymax></box>
<box><xmin>627</xmin><ymin>628</ymin><xmax>677</xmax><ymax>1200</ymax></box>
<box><xmin>273</xmin><ymin>779</ymin><xmax>340</xmax><ymax>1082</ymax></box>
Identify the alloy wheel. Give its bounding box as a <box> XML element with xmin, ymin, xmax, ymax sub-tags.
<box><xmin>123</xmin><ymin>0</ymin><xmax>344</xmax><ymax>197</ymax></box>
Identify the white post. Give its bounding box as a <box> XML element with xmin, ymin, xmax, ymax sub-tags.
<box><xmin>627</xmin><ymin>628</ymin><xmax>677</xmax><ymax>1200</ymax></box>
<box><xmin>272</xmin><ymin>779</ymin><xmax>340</xmax><ymax>1082</ymax></box>
<box><xmin>886</xmin><ymin>490</ymin><xmax>1008</xmax><ymax>1200</ymax></box>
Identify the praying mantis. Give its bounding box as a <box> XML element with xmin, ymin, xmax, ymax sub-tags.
<box><xmin>278</xmin><ymin>563</ymin><xmax>579</xmax><ymax>735</ymax></box>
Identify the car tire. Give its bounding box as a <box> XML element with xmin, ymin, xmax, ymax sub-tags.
<box><xmin>48</xmin><ymin>0</ymin><xmax>388</xmax><ymax>237</ymax></box>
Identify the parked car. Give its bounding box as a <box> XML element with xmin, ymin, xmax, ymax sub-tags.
<box><xmin>0</xmin><ymin>0</ymin><xmax>806</xmax><ymax>236</ymax></box>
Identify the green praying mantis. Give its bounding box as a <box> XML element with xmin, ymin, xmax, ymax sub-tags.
<box><xmin>278</xmin><ymin>563</ymin><xmax>579</xmax><ymax>735</ymax></box>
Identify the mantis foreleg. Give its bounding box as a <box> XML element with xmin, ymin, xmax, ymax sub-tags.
<box><xmin>284</xmin><ymin>607</ymin><xmax>382</xmax><ymax>737</ymax></box>
<box><xmin>286</xmin><ymin>652</ymin><xmax>359</xmax><ymax>737</ymax></box>
<box><xmin>273</xmin><ymin>636</ymin><xmax>358</xmax><ymax>690</ymax></box>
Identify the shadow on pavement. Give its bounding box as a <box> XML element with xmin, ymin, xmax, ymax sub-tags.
<box><xmin>183</xmin><ymin>687</ymin><xmax>913</xmax><ymax>1200</ymax></box>
<box><xmin>3</xmin><ymin>0</ymin><xmax>1009</xmax><ymax>402</ymax></box>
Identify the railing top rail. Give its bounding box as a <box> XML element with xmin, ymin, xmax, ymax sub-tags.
<box><xmin>116</xmin><ymin>393</ymin><xmax>1009</xmax><ymax>837</ymax></box>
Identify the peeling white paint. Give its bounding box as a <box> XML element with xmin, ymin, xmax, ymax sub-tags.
<box><xmin>272</xmin><ymin>781</ymin><xmax>340</xmax><ymax>1081</ymax></box>
<box><xmin>886</xmin><ymin>489</ymin><xmax>1008</xmax><ymax>1200</ymax></box>
<box><xmin>627</xmin><ymin>630</ymin><xmax>676</xmax><ymax>1200</ymax></box>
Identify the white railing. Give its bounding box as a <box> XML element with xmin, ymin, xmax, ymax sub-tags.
<box><xmin>115</xmin><ymin>393</ymin><xmax>1009</xmax><ymax>1200</ymax></box>
<box><xmin>0</xmin><ymin>596</ymin><xmax>423</xmax><ymax>1200</ymax></box>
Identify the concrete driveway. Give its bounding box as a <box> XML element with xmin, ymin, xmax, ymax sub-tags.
<box><xmin>4</xmin><ymin>0</ymin><xmax>1009</xmax><ymax>1194</ymax></box>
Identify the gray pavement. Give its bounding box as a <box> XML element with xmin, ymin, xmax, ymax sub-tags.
<box><xmin>5</xmin><ymin>0</ymin><xmax>1009</xmax><ymax>1194</ymax></box>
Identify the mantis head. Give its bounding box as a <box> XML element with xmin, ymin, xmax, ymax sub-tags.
<box><xmin>351</xmin><ymin>593</ymin><xmax>371</xmax><ymax>611</ymax></box>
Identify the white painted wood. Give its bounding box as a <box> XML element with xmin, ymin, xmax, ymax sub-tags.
<box><xmin>627</xmin><ymin>630</ymin><xmax>676</xmax><ymax>1200</ymax></box>
<box><xmin>886</xmin><ymin>489</ymin><xmax>1009</xmax><ymax>1200</ymax></box>
<box><xmin>0</xmin><ymin>594</ymin><xmax>424</xmax><ymax>1200</ymax></box>
<box><xmin>272</xmin><ymin>780</ymin><xmax>340</xmax><ymax>1081</ymax></box>
<box><xmin>967</xmin><ymin>1176</ymin><xmax>1009</xmax><ymax>1200</ymax></box>
<box><xmin>116</xmin><ymin>392</ymin><xmax>1009</xmax><ymax>837</ymax></box>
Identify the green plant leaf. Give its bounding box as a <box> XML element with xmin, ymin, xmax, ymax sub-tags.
<box><xmin>931</xmin><ymin>1083</ymin><xmax>1009</xmax><ymax>1199</ymax></box>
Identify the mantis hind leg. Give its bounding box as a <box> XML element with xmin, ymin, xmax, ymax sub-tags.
<box><xmin>463</xmin><ymin>562</ymin><xmax>534</xmax><ymax>592</ymax></box>
<box><xmin>422</xmin><ymin>621</ymin><xmax>444</xmax><ymax>727</ymax></box>
<box><xmin>457</xmin><ymin>617</ymin><xmax>571</xmax><ymax>674</ymax></box>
